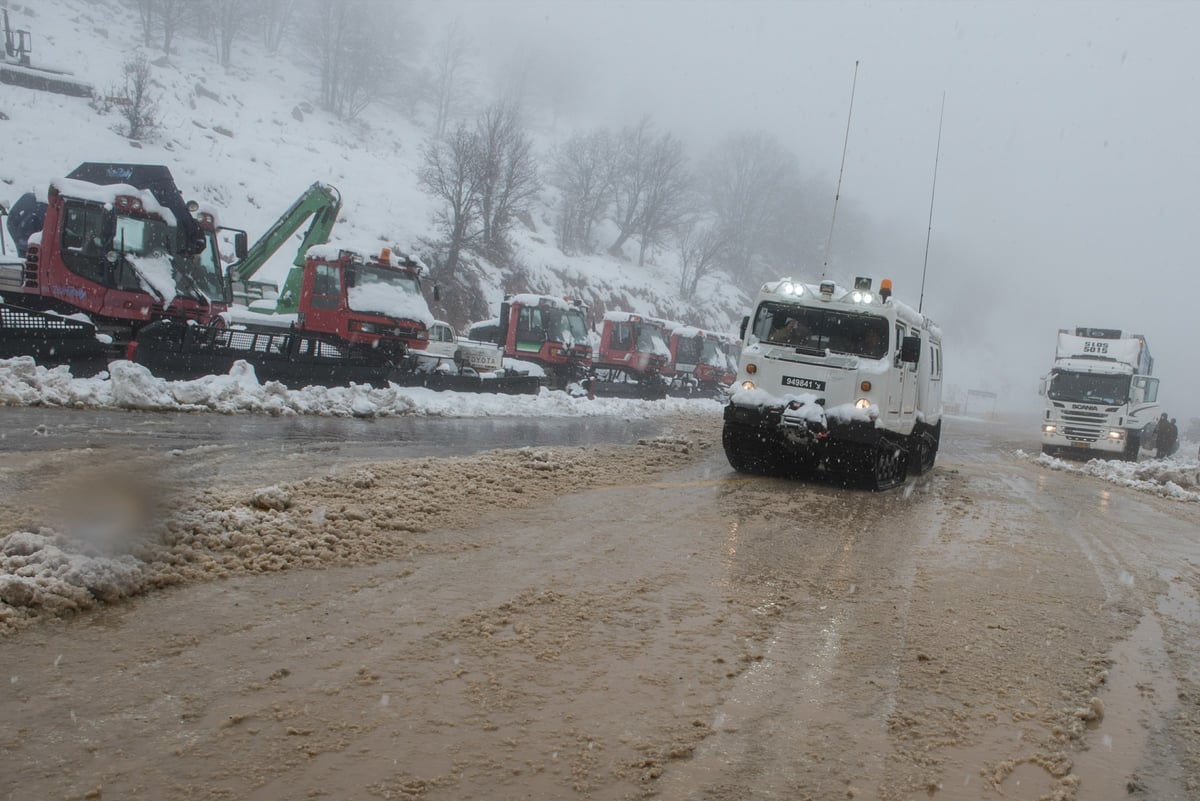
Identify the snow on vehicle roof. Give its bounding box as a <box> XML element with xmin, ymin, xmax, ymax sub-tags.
<box><xmin>50</xmin><ymin>177</ymin><xmax>178</xmax><ymax>226</ymax></box>
<box><xmin>306</xmin><ymin>241</ymin><xmax>423</xmax><ymax>269</ymax></box>
<box><xmin>602</xmin><ymin>310</ymin><xmax>661</xmax><ymax>323</ymax></box>
<box><xmin>507</xmin><ymin>293</ymin><xmax>583</xmax><ymax>310</ymax></box>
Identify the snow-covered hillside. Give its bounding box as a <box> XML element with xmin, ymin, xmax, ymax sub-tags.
<box><xmin>0</xmin><ymin>0</ymin><xmax>749</xmax><ymax>335</ymax></box>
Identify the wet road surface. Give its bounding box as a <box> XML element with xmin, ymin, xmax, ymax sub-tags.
<box><xmin>1</xmin><ymin>413</ymin><xmax>1198</xmax><ymax>800</ymax></box>
<box><xmin>0</xmin><ymin>406</ymin><xmax>673</xmax><ymax>493</ymax></box>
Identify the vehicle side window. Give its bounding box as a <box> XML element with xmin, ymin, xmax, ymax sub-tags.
<box><xmin>311</xmin><ymin>264</ymin><xmax>341</xmax><ymax>309</ymax></box>
<box><xmin>59</xmin><ymin>203</ymin><xmax>108</xmax><ymax>284</ymax></box>
<box><xmin>610</xmin><ymin>322</ymin><xmax>632</xmax><ymax>349</ymax></box>
<box><xmin>515</xmin><ymin>307</ymin><xmax>544</xmax><ymax>351</ymax></box>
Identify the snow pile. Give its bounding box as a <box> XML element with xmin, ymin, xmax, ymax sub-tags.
<box><xmin>1024</xmin><ymin>447</ymin><xmax>1200</xmax><ymax>502</ymax></box>
<box><xmin>0</xmin><ymin>356</ymin><xmax>721</xmax><ymax>419</ymax></box>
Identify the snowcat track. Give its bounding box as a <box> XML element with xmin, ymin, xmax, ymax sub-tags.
<box><xmin>132</xmin><ymin>320</ymin><xmax>399</xmax><ymax>389</ymax></box>
<box><xmin>0</xmin><ymin>301</ymin><xmax>109</xmax><ymax>375</ymax></box>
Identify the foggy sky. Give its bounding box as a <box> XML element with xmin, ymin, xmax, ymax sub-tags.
<box><xmin>420</xmin><ymin>0</ymin><xmax>1200</xmax><ymax>418</ymax></box>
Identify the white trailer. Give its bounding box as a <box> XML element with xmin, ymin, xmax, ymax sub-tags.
<box><xmin>1038</xmin><ymin>327</ymin><xmax>1159</xmax><ymax>460</ymax></box>
<box><xmin>723</xmin><ymin>276</ymin><xmax>943</xmax><ymax>490</ymax></box>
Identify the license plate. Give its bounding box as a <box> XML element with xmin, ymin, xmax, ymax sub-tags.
<box><xmin>782</xmin><ymin>375</ymin><xmax>825</xmax><ymax>391</ymax></box>
<box><xmin>1070</xmin><ymin>441</ymin><xmax>1090</xmax><ymax>448</ymax></box>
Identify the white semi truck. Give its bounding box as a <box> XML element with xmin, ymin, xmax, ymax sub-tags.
<box><xmin>1039</xmin><ymin>327</ymin><xmax>1159</xmax><ymax>460</ymax></box>
<box><xmin>723</xmin><ymin>276</ymin><xmax>943</xmax><ymax>490</ymax></box>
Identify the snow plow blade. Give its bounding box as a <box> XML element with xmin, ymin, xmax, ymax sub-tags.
<box><xmin>589</xmin><ymin>377</ymin><xmax>668</xmax><ymax>400</ymax></box>
<box><xmin>131</xmin><ymin>320</ymin><xmax>399</xmax><ymax>389</ymax></box>
<box><xmin>0</xmin><ymin>301</ymin><xmax>108</xmax><ymax>375</ymax></box>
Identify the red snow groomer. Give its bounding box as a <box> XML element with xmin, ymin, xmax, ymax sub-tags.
<box><xmin>664</xmin><ymin>324</ymin><xmax>735</xmax><ymax>398</ymax></box>
<box><xmin>473</xmin><ymin>294</ymin><xmax>592</xmax><ymax>390</ymax></box>
<box><xmin>0</xmin><ymin>163</ymin><xmax>243</xmax><ymax>372</ymax></box>
<box><xmin>590</xmin><ymin>311</ymin><xmax>670</xmax><ymax>399</ymax></box>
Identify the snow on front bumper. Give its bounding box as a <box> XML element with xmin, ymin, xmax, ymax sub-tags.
<box><xmin>726</xmin><ymin>387</ymin><xmax>881</xmax><ymax>446</ymax></box>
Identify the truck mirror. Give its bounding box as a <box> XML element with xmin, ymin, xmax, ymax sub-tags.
<box><xmin>739</xmin><ymin>315</ymin><xmax>749</xmax><ymax>340</ymax></box>
<box><xmin>433</xmin><ymin>284</ymin><xmax>441</xmax><ymax>302</ymax></box>
<box><xmin>901</xmin><ymin>335</ymin><xmax>921</xmax><ymax>364</ymax></box>
<box><xmin>344</xmin><ymin>268</ymin><xmax>356</xmax><ymax>288</ymax></box>
<box><xmin>234</xmin><ymin>231</ymin><xmax>248</xmax><ymax>259</ymax></box>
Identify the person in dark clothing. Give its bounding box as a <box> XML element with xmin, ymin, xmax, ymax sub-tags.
<box><xmin>1154</xmin><ymin>413</ymin><xmax>1171</xmax><ymax>457</ymax></box>
<box><xmin>1166</xmin><ymin>418</ymin><xmax>1180</xmax><ymax>457</ymax></box>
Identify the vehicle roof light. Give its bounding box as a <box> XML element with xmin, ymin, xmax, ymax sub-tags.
<box><xmin>819</xmin><ymin>280</ymin><xmax>835</xmax><ymax>298</ymax></box>
<box><xmin>879</xmin><ymin>279</ymin><xmax>893</xmax><ymax>302</ymax></box>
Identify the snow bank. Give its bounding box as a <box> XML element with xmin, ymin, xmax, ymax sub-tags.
<box><xmin>0</xmin><ymin>357</ymin><xmax>721</xmax><ymax>419</ymax></box>
<box><xmin>1024</xmin><ymin>446</ymin><xmax>1200</xmax><ymax>502</ymax></box>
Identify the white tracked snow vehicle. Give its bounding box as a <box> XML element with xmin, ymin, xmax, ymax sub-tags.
<box><xmin>723</xmin><ymin>276</ymin><xmax>943</xmax><ymax>490</ymax></box>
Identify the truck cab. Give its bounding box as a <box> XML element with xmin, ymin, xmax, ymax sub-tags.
<box><xmin>294</xmin><ymin>245</ymin><xmax>432</xmax><ymax>357</ymax></box>
<box><xmin>1039</xmin><ymin>328</ymin><xmax>1158</xmax><ymax>460</ymax></box>
<box><xmin>491</xmin><ymin>294</ymin><xmax>592</xmax><ymax>389</ymax></box>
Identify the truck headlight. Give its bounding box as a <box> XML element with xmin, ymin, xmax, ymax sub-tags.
<box><xmin>854</xmin><ymin>398</ymin><xmax>871</xmax><ymax>409</ymax></box>
<box><xmin>1042</xmin><ymin>424</ymin><xmax>1057</xmax><ymax>434</ymax></box>
<box><xmin>348</xmin><ymin>320</ymin><xmax>378</xmax><ymax>334</ymax></box>
<box><xmin>741</xmin><ymin>380</ymin><xmax>756</xmax><ymax>391</ymax></box>
<box><xmin>1107</xmin><ymin>429</ymin><xmax>1126</xmax><ymax>440</ymax></box>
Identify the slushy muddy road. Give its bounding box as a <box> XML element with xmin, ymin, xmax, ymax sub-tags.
<box><xmin>2</xmin><ymin>413</ymin><xmax>1199</xmax><ymax>801</ymax></box>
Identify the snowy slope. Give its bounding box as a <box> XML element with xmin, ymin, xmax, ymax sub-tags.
<box><xmin>0</xmin><ymin>0</ymin><xmax>748</xmax><ymax>334</ymax></box>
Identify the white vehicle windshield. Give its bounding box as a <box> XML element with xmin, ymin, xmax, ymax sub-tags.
<box><xmin>1047</xmin><ymin>370</ymin><xmax>1131</xmax><ymax>405</ymax></box>
<box><xmin>753</xmin><ymin>302</ymin><xmax>889</xmax><ymax>359</ymax></box>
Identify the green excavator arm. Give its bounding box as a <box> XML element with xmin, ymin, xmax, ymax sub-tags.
<box><xmin>230</xmin><ymin>181</ymin><xmax>341</xmax><ymax>313</ymax></box>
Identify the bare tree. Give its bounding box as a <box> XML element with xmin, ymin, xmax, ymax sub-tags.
<box><xmin>634</xmin><ymin>132</ymin><xmax>690</xmax><ymax>266</ymax></box>
<box><xmin>158</xmin><ymin>0</ymin><xmax>189</xmax><ymax>55</ymax></box>
<box><xmin>418</xmin><ymin>124</ymin><xmax>486</xmax><ymax>279</ymax></box>
<box><xmin>701</xmin><ymin>131</ymin><xmax>802</xmax><ymax>284</ymax></box>
<box><xmin>607</xmin><ymin>119</ymin><xmax>691</xmax><ymax>265</ymax></box>
<box><xmin>550</xmin><ymin>128</ymin><xmax>616</xmax><ymax>254</ymax></box>
<box><xmin>426</xmin><ymin>19</ymin><xmax>471</xmax><ymax>139</ymax></box>
<box><xmin>135</xmin><ymin>0</ymin><xmax>155</xmax><ymax>47</ymax></box>
<box><xmin>607</xmin><ymin>117</ymin><xmax>655</xmax><ymax>257</ymax></box>
<box><xmin>307</xmin><ymin>1</ymin><xmax>406</xmax><ymax>120</ymax></box>
<box><xmin>118</xmin><ymin>54</ymin><xmax>160</xmax><ymax>141</ymax></box>
<box><xmin>676</xmin><ymin>215</ymin><xmax>729</xmax><ymax>299</ymax></box>
<box><xmin>261</xmin><ymin>0</ymin><xmax>298</xmax><ymax>54</ymax></box>
<box><xmin>210</xmin><ymin>0</ymin><xmax>248</xmax><ymax>67</ymax></box>
<box><xmin>475</xmin><ymin>101</ymin><xmax>541</xmax><ymax>260</ymax></box>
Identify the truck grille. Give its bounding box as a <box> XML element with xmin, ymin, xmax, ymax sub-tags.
<box><xmin>1060</xmin><ymin>409</ymin><xmax>1107</xmax><ymax>442</ymax></box>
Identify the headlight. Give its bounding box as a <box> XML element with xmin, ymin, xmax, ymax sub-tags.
<box><xmin>854</xmin><ymin>398</ymin><xmax>871</xmax><ymax>409</ymax></box>
<box><xmin>349</xmin><ymin>320</ymin><xmax>378</xmax><ymax>334</ymax></box>
<box><xmin>740</xmin><ymin>380</ymin><xmax>756</xmax><ymax>391</ymax></box>
<box><xmin>1042</xmin><ymin>424</ymin><xmax>1057</xmax><ymax>434</ymax></box>
<box><xmin>1107</xmin><ymin>429</ymin><xmax>1126</xmax><ymax>440</ymax></box>
<box><xmin>780</xmin><ymin>281</ymin><xmax>795</xmax><ymax>295</ymax></box>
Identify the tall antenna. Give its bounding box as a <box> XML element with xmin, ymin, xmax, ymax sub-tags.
<box><xmin>822</xmin><ymin>60</ymin><xmax>860</xmax><ymax>279</ymax></box>
<box><xmin>919</xmin><ymin>92</ymin><xmax>946</xmax><ymax>313</ymax></box>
